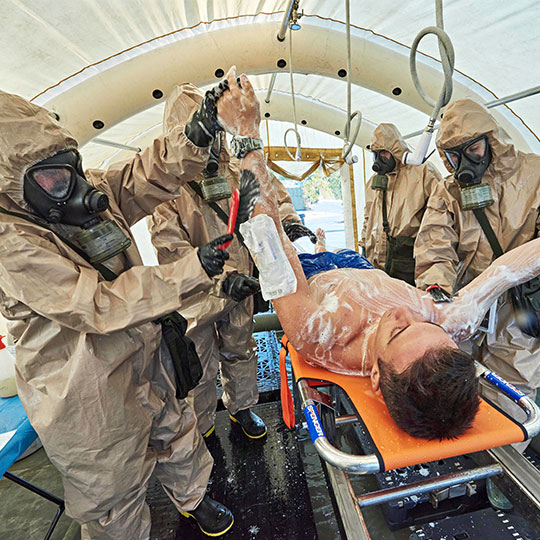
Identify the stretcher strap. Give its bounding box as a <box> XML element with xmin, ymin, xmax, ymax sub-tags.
<box><xmin>279</xmin><ymin>337</ymin><xmax>295</xmax><ymax>429</ymax></box>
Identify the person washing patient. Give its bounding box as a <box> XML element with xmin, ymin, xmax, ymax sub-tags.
<box><xmin>414</xmin><ymin>99</ymin><xmax>540</xmax><ymax>431</ymax></box>
<box><xmin>218</xmin><ymin>70</ymin><xmax>540</xmax><ymax>441</ymax></box>
<box><xmin>360</xmin><ymin>123</ymin><xmax>441</xmax><ymax>285</ymax></box>
<box><xmin>0</xmin><ymin>67</ymin><xmax>263</xmax><ymax>538</ymax></box>
<box><xmin>150</xmin><ymin>82</ymin><xmax>310</xmax><ymax>441</ymax></box>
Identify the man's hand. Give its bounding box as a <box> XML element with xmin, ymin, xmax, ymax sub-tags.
<box><xmin>282</xmin><ymin>222</ymin><xmax>317</xmax><ymax>244</ymax></box>
<box><xmin>217</xmin><ymin>66</ymin><xmax>261</xmax><ymax>137</ymax></box>
<box><xmin>222</xmin><ymin>272</ymin><xmax>261</xmax><ymax>302</ymax></box>
<box><xmin>197</xmin><ymin>234</ymin><xmax>233</xmax><ymax>277</ymax></box>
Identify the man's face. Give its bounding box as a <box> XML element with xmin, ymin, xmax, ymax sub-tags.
<box><xmin>370</xmin><ymin>306</ymin><xmax>457</xmax><ymax>393</ymax></box>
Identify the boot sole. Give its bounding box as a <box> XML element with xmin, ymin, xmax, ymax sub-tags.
<box><xmin>229</xmin><ymin>414</ymin><xmax>268</xmax><ymax>439</ymax></box>
<box><xmin>180</xmin><ymin>511</ymin><xmax>234</xmax><ymax>537</ymax></box>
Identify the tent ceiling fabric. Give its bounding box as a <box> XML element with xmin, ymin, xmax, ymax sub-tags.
<box><xmin>2</xmin><ymin>0</ymin><xmax>540</xmax><ymax>167</ymax></box>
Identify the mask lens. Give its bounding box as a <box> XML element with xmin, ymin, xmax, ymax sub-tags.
<box><xmin>29</xmin><ymin>166</ymin><xmax>72</xmax><ymax>199</ymax></box>
<box><xmin>464</xmin><ymin>137</ymin><xmax>487</xmax><ymax>163</ymax></box>
<box><xmin>444</xmin><ymin>150</ymin><xmax>460</xmax><ymax>170</ymax></box>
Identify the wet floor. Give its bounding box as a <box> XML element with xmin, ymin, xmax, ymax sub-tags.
<box><xmin>149</xmin><ymin>401</ymin><xmax>342</xmax><ymax>540</ymax></box>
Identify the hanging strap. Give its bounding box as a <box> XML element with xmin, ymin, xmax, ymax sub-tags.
<box><xmin>381</xmin><ymin>192</ymin><xmax>394</xmax><ymax>274</ymax></box>
<box><xmin>471</xmin><ymin>207</ymin><xmax>524</xmax><ymax>324</ymax></box>
<box><xmin>279</xmin><ymin>336</ymin><xmax>296</xmax><ymax>429</ymax></box>
<box><xmin>381</xmin><ymin>191</ymin><xmax>391</xmax><ymax>237</ymax></box>
<box><xmin>188</xmin><ymin>181</ymin><xmax>246</xmax><ymax>245</ymax></box>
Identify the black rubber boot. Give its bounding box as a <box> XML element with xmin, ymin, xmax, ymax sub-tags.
<box><xmin>202</xmin><ymin>424</ymin><xmax>216</xmax><ymax>439</ymax></box>
<box><xmin>229</xmin><ymin>408</ymin><xmax>267</xmax><ymax>439</ymax></box>
<box><xmin>181</xmin><ymin>495</ymin><xmax>234</xmax><ymax>536</ymax></box>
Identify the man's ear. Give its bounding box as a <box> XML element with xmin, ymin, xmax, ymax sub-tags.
<box><xmin>371</xmin><ymin>359</ymin><xmax>382</xmax><ymax>396</ymax></box>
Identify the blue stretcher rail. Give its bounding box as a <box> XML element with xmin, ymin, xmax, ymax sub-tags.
<box><xmin>483</xmin><ymin>371</ymin><xmax>526</xmax><ymax>402</ymax></box>
<box><xmin>304</xmin><ymin>403</ymin><xmax>326</xmax><ymax>443</ymax></box>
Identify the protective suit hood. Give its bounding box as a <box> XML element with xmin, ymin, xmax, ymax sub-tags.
<box><xmin>370</xmin><ymin>123</ymin><xmax>410</xmax><ymax>172</ymax></box>
<box><xmin>0</xmin><ymin>92</ymin><xmax>78</xmax><ymax>211</ymax></box>
<box><xmin>164</xmin><ymin>83</ymin><xmax>204</xmax><ymax>132</ymax></box>
<box><xmin>436</xmin><ymin>98</ymin><xmax>518</xmax><ymax>181</ymax></box>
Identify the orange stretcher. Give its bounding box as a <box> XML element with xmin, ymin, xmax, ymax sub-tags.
<box><xmin>279</xmin><ymin>336</ymin><xmax>540</xmax><ymax>481</ymax></box>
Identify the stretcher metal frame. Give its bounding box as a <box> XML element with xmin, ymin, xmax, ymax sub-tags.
<box><xmin>297</xmin><ymin>362</ymin><xmax>540</xmax><ymax>477</ymax></box>
<box><xmin>292</xmin><ymin>357</ymin><xmax>540</xmax><ymax>520</ymax></box>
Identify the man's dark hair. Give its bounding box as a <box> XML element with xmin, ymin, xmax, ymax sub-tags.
<box><xmin>378</xmin><ymin>347</ymin><xmax>480</xmax><ymax>440</ymax></box>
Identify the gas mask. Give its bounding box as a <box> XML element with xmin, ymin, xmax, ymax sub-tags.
<box><xmin>443</xmin><ymin>136</ymin><xmax>493</xmax><ymax>210</ymax></box>
<box><xmin>371</xmin><ymin>150</ymin><xmax>396</xmax><ymax>190</ymax></box>
<box><xmin>24</xmin><ymin>150</ymin><xmax>131</xmax><ymax>263</ymax></box>
<box><xmin>200</xmin><ymin>134</ymin><xmax>231</xmax><ymax>202</ymax></box>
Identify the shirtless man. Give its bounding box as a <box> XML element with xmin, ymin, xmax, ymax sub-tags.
<box><xmin>218</xmin><ymin>69</ymin><xmax>540</xmax><ymax>440</ymax></box>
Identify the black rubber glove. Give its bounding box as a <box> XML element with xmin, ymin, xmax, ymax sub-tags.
<box><xmin>282</xmin><ymin>221</ymin><xmax>317</xmax><ymax>244</ymax></box>
<box><xmin>426</xmin><ymin>285</ymin><xmax>453</xmax><ymax>303</ymax></box>
<box><xmin>184</xmin><ymin>80</ymin><xmax>230</xmax><ymax>147</ymax></box>
<box><xmin>222</xmin><ymin>272</ymin><xmax>261</xmax><ymax>302</ymax></box>
<box><xmin>237</xmin><ymin>169</ymin><xmax>260</xmax><ymax>224</ymax></box>
<box><xmin>197</xmin><ymin>234</ymin><xmax>233</xmax><ymax>277</ymax></box>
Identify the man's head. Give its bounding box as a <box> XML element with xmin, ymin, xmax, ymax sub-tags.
<box><xmin>436</xmin><ymin>98</ymin><xmax>517</xmax><ymax>182</ymax></box>
<box><xmin>370</xmin><ymin>123</ymin><xmax>410</xmax><ymax>167</ymax></box>
<box><xmin>371</xmin><ymin>149</ymin><xmax>396</xmax><ymax>176</ymax></box>
<box><xmin>23</xmin><ymin>149</ymin><xmax>109</xmax><ymax>227</ymax></box>
<box><xmin>369</xmin><ymin>123</ymin><xmax>411</xmax><ymax>190</ymax></box>
<box><xmin>0</xmin><ymin>91</ymin><xmax>78</xmax><ymax>211</ymax></box>
<box><xmin>370</xmin><ymin>306</ymin><xmax>480</xmax><ymax>439</ymax></box>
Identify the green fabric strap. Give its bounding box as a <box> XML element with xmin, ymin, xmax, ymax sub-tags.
<box><xmin>188</xmin><ymin>180</ymin><xmax>246</xmax><ymax>245</ymax></box>
<box><xmin>0</xmin><ymin>206</ymin><xmax>118</xmax><ymax>281</ymax></box>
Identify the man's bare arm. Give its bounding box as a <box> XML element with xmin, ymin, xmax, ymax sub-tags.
<box><xmin>222</xmin><ymin>71</ymin><xmax>343</xmax><ymax>359</ymax></box>
<box><xmin>240</xmin><ymin>149</ymin><xmax>328</xmax><ymax>357</ymax></box>
<box><xmin>440</xmin><ymin>237</ymin><xmax>540</xmax><ymax>341</ymax></box>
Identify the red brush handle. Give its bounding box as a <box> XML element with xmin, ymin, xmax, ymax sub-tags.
<box><xmin>218</xmin><ymin>189</ymin><xmax>240</xmax><ymax>250</ymax></box>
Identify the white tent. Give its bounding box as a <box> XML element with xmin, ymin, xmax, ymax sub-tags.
<box><xmin>2</xmin><ymin>0</ymin><xmax>539</xmax><ymax>259</ymax></box>
<box><xmin>3</xmin><ymin>1</ymin><xmax>538</xmax><ymax>155</ymax></box>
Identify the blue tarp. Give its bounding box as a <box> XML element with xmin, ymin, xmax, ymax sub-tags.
<box><xmin>0</xmin><ymin>396</ymin><xmax>38</xmax><ymax>477</ymax></box>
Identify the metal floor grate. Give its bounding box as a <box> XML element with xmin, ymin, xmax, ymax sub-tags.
<box><xmin>216</xmin><ymin>330</ymin><xmax>282</xmax><ymax>396</ymax></box>
<box><xmin>524</xmin><ymin>446</ymin><xmax>540</xmax><ymax>472</ymax></box>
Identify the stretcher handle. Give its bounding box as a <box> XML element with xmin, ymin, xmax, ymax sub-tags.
<box><xmin>304</xmin><ymin>403</ymin><xmax>326</xmax><ymax>443</ymax></box>
<box><xmin>218</xmin><ymin>189</ymin><xmax>239</xmax><ymax>251</ymax></box>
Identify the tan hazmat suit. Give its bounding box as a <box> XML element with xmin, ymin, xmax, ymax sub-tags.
<box><xmin>360</xmin><ymin>123</ymin><xmax>441</xmax><ymax>284</ymax></box>
<box><xmin>415</xmin><ymin>98</ymin><xmax>540</xmax><ymax>396</ymax></box>
<box><xmin>150</xmin><ymin>84</ymin><xmax>300</xmax><ymax>434</ymax></box>
<box><xmin>0</xmin><ymin>91</ymin><xmax>216</xmax><ymax>539</ymax></box>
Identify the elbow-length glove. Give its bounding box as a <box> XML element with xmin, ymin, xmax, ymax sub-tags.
<box><xmin>184</xmin><ymin>80</ymin><xmax>229</xmax><ymax>147</ymax></box>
